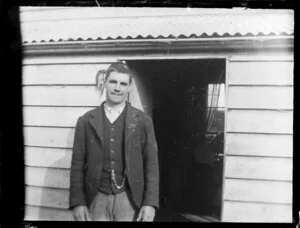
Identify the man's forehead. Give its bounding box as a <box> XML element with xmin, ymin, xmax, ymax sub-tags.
<box><xmin>107</xmin><ymin>71</ymin><xmax>130</xmax><ymax>81</ymax></box>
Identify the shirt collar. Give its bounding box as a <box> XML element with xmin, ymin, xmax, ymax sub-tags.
<box><xmin>104</xmin><ymin>101</ymin><xmax>126</xmax><ymax>114</ymax></box>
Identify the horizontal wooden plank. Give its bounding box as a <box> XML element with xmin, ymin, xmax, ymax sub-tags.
<box><xmin>24</xmin><ymin>127</ymin><xmax>74</xmax><ymax>148</ymax></box>
<box><xmin>228</xmin><ymin>61</ymin><xmax>293</xmax><ymax>85</ymax></box>
<box><xmin>119</xmin><ymin>52</ymin><xmax>294</xmax><ymax>61</ymax></box>
<box><xmin>23</xmin><ymin>64</ymin><xmax>109</xmax><ymax>85</ymax></box>
<box><xmin>228</xmin><ymin>86</ymin><xmax>293</xmax><ymax>109</ymax></box>
<box><xmin>25</xmin><ymin>147</ymin><xmax>72</xmax><ymax>168</ymax></box>
<box><xmin>223</xmin><ymin>179</ymin><xmax>292</xmax><ymax>204</ymax></box>
<box><xmin>22</xmin><ymin>55</ymin><xmax>117</xmax><ymax>65</ymax></box>
<box><xmin>222</xmin><ymin>201</ymin><xmax>292</xmax><ymax>222</ymax></box>
<box><xmin>224</xmin><ymin>156</ymin><xmax>292</xmax><ymax>181</ymax></box>
<box><xmin>229</xmin><ymin>54</ymin><xmax>293</xmax><ymax>62</ymax></box>
<box><xmin>226</xmin><ymin>110</ymin><xmax>293</xmax><ymax>134</ymax></box>
<box><xmin>25</xmin><ymin>205</ymin><xmax>74</xmax><ymax>221</ymax></box>
<box><xmin>25</xmin><ymin>185</ymin><xmax>69</xmax><ymax>209</ymax></box>
<box><xmin>26</xmin><ymin>166</ymin><xmax>70</xmax><ymax>189</ymax></box>
<box><xmin>23</xmin><ymin>86</ymin><xmax>104</xmax><ymax>106</ymax></box>
<box><xmin>24</xmin><ymin>106</ymin><xmax>93</xmax><ymax>127</ymax></box>
<box><xmin>226</xmin><ymin>133</ymin><xmax>293</xmax><ymax>157</ymax></box>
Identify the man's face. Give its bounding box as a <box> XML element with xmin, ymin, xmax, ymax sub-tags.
<box><xmin>105</xmin><ymin>71</ymin><xmax>132</xmax><ymax>105</ymax></box>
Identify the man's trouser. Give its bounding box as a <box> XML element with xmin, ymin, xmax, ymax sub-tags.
<box><xmin>89</xmin><ymin>191</ymin><xmax>138</xmax><ymax>221</ymax></box>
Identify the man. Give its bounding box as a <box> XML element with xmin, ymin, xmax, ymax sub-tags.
<box><xmin>69</xmin><ymin>62</ymin><xmax>159</xmax><ymax>221</ymax></box>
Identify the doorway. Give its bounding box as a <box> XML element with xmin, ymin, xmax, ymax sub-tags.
<box><xmin>126</xmin><ymin>59</ymin><xmax>226</xmax><ymax>222</ymax></box>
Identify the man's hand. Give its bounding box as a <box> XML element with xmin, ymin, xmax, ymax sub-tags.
<box><xmin>136</xmin><ymin>205</ymin><xmax>156</xmax><ymax>222</ymax></box>
<box><xmin>72</xmin><ymin>205</ymin><xmax>91</xmax><ymax>221</ymax></box>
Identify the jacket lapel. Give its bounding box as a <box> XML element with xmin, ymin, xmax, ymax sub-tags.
<box><xmin>88</xmin><ymin>104</ymin><xmax>104</xmax><ymax>143</ymax></box>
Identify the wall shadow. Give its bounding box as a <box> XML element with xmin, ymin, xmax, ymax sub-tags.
<box><xmin>37</xmin><ymin>128</ymin><xmax>75</xmax><ymax>220</ymax></box>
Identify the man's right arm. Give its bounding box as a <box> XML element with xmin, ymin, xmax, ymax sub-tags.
<box><xmin>72</xmin><ymin>205</ymin><xmax>91</xmax><ymax>221</ymax></box>
<box><xmin>69</xmin><ymin>116</ymin><xmax>88</xmax><ymax>211</ymax></box>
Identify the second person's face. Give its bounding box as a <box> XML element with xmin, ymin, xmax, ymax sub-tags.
<box><xmin>105</xmin><ymin>71</ymin><xmax>132</xmax><ymax>105</ymax></box>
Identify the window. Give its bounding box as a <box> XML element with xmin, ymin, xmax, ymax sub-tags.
<box><xmin>206</xmin><ymin>83</ymin><xmax>225</xmax><ymax>133</ymax></box>
<box><xmin>207</xmin><ymin>83</ymin><xmax>225</xmax><ymax>110</ymax></box>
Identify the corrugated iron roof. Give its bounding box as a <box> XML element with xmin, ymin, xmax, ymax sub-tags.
<box><xmin>20</xmin><ymin>7</ymin><xmax>294</xmax><ymax>43</ymax></box>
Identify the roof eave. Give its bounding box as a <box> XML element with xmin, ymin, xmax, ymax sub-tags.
<box><xmin>22</xmin><ymin>36</ymin><xmax>294</xmax><ymax>56</ymax></box>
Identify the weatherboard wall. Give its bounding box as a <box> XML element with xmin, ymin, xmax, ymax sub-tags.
<box><xmin>221</xmin><ymin>58</ymin><xmax>293</xmax><ymax>223</ymax></box>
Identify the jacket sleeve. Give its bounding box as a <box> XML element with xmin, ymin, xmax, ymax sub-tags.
<box><xmin>142</xmin><ymin>115</ymin><xmax>160</xmax><ymax>209</ymax></box>
<box><xmin>69</xmin><ymin>116</ymin><xmax>87</xmax><ymax>209</ymax></box>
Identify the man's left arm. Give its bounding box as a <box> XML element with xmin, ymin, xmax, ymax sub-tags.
<box><xmin>138</xmin><ymin>115</ymin><xmax>159</xmax><ymax>221</ymax></box>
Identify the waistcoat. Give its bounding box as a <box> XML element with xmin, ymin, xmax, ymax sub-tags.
<box><xmin>98</xmin><ymin>104</ymin><xmax>127</xmax><ymax>194</ymax></box>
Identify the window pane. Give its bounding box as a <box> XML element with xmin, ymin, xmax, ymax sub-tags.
<box><xmin>207</xmin><ymin>83</ymin><xmax>225</xmax><ymax>108</ymax></box>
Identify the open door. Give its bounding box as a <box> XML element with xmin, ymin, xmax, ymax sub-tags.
<box><xmin>126</xmin><ymin>59</ymin><xmax>225</xmax><ymax>222</ymax></box>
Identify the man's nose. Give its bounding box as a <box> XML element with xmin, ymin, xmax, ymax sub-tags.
<box><xmin>114</xmin><ymin>83</ymin><xmax>121</xmax><ymax>91</ymax></box>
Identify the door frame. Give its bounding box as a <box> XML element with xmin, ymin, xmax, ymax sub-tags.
<box><xmin>120</xmin><ymin>56</ymin><xmax>229</xmax><ymax>221</ymax></box>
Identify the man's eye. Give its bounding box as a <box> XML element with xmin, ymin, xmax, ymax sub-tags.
<box><xmin>121</xmin><ymin>83</ymin><xmax>128</xmax><ymax>86</ymax></box>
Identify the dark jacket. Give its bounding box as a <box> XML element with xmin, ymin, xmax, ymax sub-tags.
<box><xmin>69</xmin><ymin>102</ymin><xmax>159</xmax><ymax>210</ymax></box>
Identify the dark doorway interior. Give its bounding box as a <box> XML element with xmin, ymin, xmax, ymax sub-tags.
<box><xmin>127</xmin><ymin>59</ymin><xmax>225</xmax><ymax>222</ymax></box>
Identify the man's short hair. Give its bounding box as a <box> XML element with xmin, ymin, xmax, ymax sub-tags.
<box><xmin>105</xmin><ymin>62</ymin><xmax>133</xmax><ymax>84</ymax></box>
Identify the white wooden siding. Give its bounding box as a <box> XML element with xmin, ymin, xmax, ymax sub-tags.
<box><xmin>24</xmin><ymin>106</ymin><xmax>93</xmax><ymax>127</ymax></box>
<box><xmin>23</xmin><ymin>86</ymin><xmax>101</xmax><ymax>106</ymax></box>
<box><xmin>22</xmin><ymin>59</ymin><xmax>118</xmax><ymax>221</ymax></box>
<box><xmin>26</xmin><ymin>166</ymin><xmax>70</xmax><ymax>189</ymax></box>
<box><xmin>24</xmin><ymin>127</ymin><xmax>75</xmax><ymax>148</ymax></box>
<box><xmin>227</xmin><ymin>110</ymin><xmax>293</xmax><ymax>134</ymax></box>
<box><xmin>22</xmin><ymin>55</ymin><xmax>118</xmax><ymax>65</ymax></box>
<box><xmin>226</xmin><ymin>133</ymin><xmax>293</xmax><ymax>157</ymax></box>
<box><xmin>228</xmin><ymin>61</ymin><xmax>293</xmax><ymax>85</ymax></box>
<box><xmin>225</xmin><ymin>156</ymin><xmax>292</xmax><ymax>181</ymax></box>
<box><xmin>25</xmin><ymin>147</ymin><xmax>72</xmax><ymax>168</ymax></box>
<box><xmin>223</xmin><ymin>58</ymin><xmax>293</xmax><ymax>223</ymax></box>
<box><xmin>227</xmin><ymin>86</ymin><xmax>293</xmax><ymax>110</ymax></box>
<box><xmin>23</xmin><ymin>64</ymin><xmax>109</xmax><ymax>85</ymax></box>
<box><xmin>222</xmin><ymin>201</ymin><xmax>292</xmax><ymax>223</ymax></box>
<box><xmin>25</xmin><ymin>205</ymin><xmax>73</xmax><ymax>221</ymax></box>
<box><xmin>25</xmin><ymin>186</ymin><xmax>69</xmax><ymax>209</ymax></box>
<box><xmin>223</xmin><ymin>179</ymin><xmax>292</xmax><ymax>204</ymax></box>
